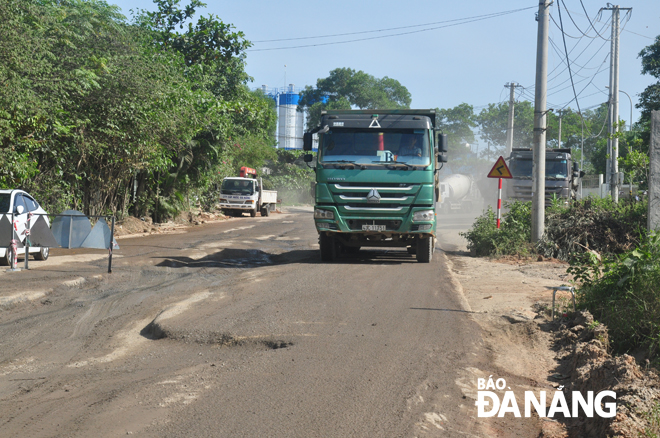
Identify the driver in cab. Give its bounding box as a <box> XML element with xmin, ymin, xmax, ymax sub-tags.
<box><xmin>398</xmin><ymin>136</ymin><xmax>422</xmax><ymax>158</ymax></box>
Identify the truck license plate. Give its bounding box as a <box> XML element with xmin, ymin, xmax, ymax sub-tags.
<box><xmin>362</xmin><ymin>225</ymin><xmax>386</xmax><ymax>231</ymax></box>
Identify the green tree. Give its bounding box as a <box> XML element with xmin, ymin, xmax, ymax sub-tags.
<box><xmin>476</xmin><ymin>100</ymin><xmax>535</xmax><ymax>154</ymax></box>
<box><xmin>298</xmin><ymin>68</ymin><xmax>411</xmax><ymax>129</ymax></box>
<box><xmin>435</xmin><ymin>103</ymin><xmax>486</xmax><ymax>171</ymax></box>
<box><xmin>638</xmin><ymin>35</ymin><xmax>660</xmax><ymax>135</ymax></box>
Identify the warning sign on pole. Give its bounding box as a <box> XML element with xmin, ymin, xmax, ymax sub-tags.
<box><xmin>487</xmin><ymin>156</ymin><xmax>513</xmax><ymax>179</ymax></box>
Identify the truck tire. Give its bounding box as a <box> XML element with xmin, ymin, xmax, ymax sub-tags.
<box><xmin>416</xmin><ymin>236</ymin><xmax>433</xmax><ymax>263</ymax></box>
<box><xmin>34</xmin><ymin>247</ymin><xmax>49</xmax><ymax>261</ymax></box>
<box><xmin>344</xmin><ymin>246</ymin><xmax>360</xmax><ymax>255</ymax></box>
<box><xmin>319</xmin><ymin>233</ymin><xmax>336</xmax><ymax>262</ymax></box>
<box><xmin>250</xmin><ymin>209</ymin><xmax>256</xmax><ymax>218</ymax></box>
<box><xmin>261</xmin><ymin>206</ymin><xmax>270</xmax><ymax>217</ymax></box>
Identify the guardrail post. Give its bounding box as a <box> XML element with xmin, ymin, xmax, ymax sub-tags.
<box><xmin>24</xmin><ymin>213</ymin><xmax>30</xmax><ymax>270</ymax></box>
<box><xmin>108</xmin><ymin>216</ymin><xmax>115</xmax><ymax>273</ymax></box>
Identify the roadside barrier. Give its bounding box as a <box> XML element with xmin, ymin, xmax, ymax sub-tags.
<box><xmin>1</xmin><ymin>211</ymin><xmax>118</xmax><ymax>273</ymax></box>
<box><xmin>546</xmin><ymin>285</ymin><xmax>577</xmax><ymax>320</ymax></box>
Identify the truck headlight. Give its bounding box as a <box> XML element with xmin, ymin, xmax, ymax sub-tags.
<box><xmin>412</xmin><ymin>210</ymin><xmax>435</xmax><ymax>222</ymax></box>
<box><xmin>314</xmin><ymin>209</ymin><xmax>335</xmax><ymax>220</ymax></box>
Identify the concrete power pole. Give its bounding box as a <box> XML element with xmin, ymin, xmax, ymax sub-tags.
<box><xmin>603</xmin><ymin>5</ymin><xmax>631</xmax><ymax>202</ymax></box>
<box><xmin>532</xmin><ymin>0</ymin><xmax>551</xmax><ymax>243</ymax></box>
<box><xmin>650</xmin><ymin>111</ymin><xmax>660</xmax><ymax>232</ymax></box>
<box><xmin>505</xmin><ymin>82</ymin><xmax>523</xmax><ymax>156</ymax></box>
<box><xmin>557</xmin><ymin>110</ymin><xmax>563</xmax><ymax>149</ymax></box>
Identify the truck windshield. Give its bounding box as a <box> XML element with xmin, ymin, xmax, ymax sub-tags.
<box><xmin>221</xmin><ymin>179</ymin><xmax>254</xmax><ymax>195</ymax></box>
<box><xmin>319</xmin><ymin>129</ymin><xmax>430</xmax><ymax>166</ymax></box>
<box><xmin>509</xmin><ymin>159</ymin><xmax>568</xmax><ymax>179</ymax></box>
<box><xmin>0</xmin><ymin>194</ymin><xmax>9</xmax><ymax>213</ymax></box>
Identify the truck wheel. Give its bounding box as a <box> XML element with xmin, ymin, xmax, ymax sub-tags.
<box><xmin>34</xmin><ymin>247</ymin><xmax>49</xmax><ymax>261</ymax></box>
<box><xmin>261</xmin><ymin>206</ymin><xmax>270</xmax><ymax>217</ymax></box>
<box><xmin>344</xmin><ymin>246</ymin><xmax>360</xmax><ymax>255</ymax></box>
<box><xmin>416</xmin><ymin>236</ymin><xmax>433</xmax><ymax>263</ymax></box>
<box><xmin>319</xmin><ymin>233</ymin><xmax>336</xmax><ymax>262</ymax></box>
<box><xmin>250</xmin><ymin>209</ymin><xmax>256</xmax><ymax>218</ymax></box>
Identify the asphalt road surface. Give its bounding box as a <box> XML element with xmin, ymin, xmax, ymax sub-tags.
<box><xmin>0</xmin><ymin>208</ymin><xmax>506</xmax><ymax>437</ymax></box>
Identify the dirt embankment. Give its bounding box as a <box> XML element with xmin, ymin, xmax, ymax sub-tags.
<box><xmin>443</xmin><ymin>241</ymin><xmax>660</xmax><ymax>437</ymax></box>
<box><xmin>113</xmin><ymin>211</ymin><xmax>227</xmax><ymax>237</ymax></box>
<box><xmin>548</xmin><ymin>311</ymin><xmax>660</xmax><ymax>437</ymax></box>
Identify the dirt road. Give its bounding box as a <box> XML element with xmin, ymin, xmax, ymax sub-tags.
<box><xmin>0</xmin><ymin>208</ymin><xmax>548</xmax><ymax>437</ymax></box>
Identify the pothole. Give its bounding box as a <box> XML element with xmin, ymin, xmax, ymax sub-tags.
<box><xmin>141</xmin><ymin>321</ymin><xmax>293</xmax><ymax>350</ymax></box>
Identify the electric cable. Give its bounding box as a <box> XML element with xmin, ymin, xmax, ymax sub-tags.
<box><xmin>253</xmin><ymin>7</ymin><xmax>535</xmax><ymax>43</ymax></box>
<box><xmin>560</xmin><ymin>0</ymin><xmax>597</xmax><ymax>39</ymax></box>
<box><xmin>579</xmin><ymin>0</ymin><xmax>609</xmax><ymax>41</ymax></box>
<box><xmin>248</xmin><ymin>7</ymin><xmax>536</xmax><ymax>51</ymax></box>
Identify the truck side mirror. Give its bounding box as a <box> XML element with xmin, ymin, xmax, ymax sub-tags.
<box><xmin>436</xmin><ymin>133</ymin><xmax>448</xmax><ymax>153</ymax></box>
<box><xmin>580</xmin><ymin>171</ymin><xmax>585</xmax><ymax>178</ymax></box>
<box><xmin>303</xmin><ymin>133</ymin><xmax>313</xmax><ymax>151</ymax></box>
<box><xmin>438</xmin><ymin>153</ymin><xmax>448</xmax><ymax>163</ymax></box>
<box><xmin>303</xmin><ymin>154</ymin><xmax>313</xmax><ymax>163</ymax></box>
<box><xmin>573</xmin><ymin>162</ymin><xmax>579</xmax><ymax>172</ymax></box>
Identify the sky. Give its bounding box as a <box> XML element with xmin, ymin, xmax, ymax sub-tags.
<box><xmin>109</xmin><ymin>0</ymin><xmax>660</xmax><ymax>139</ymax></box>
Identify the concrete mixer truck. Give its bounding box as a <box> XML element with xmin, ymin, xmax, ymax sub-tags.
<box><xmin>438</xmin><ymin>174</ymin><xmax>483</xmax><ymax>214</ymax></box>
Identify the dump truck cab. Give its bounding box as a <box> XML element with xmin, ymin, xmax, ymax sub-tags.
<box><xmin>303</xmin><ymin>109</ymin><xmax>447</xmax><ymax>263</ymax></box>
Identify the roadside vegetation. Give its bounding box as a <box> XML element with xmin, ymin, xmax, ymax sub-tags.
<box><xmin>1</xmin><ymin>0</ymin><xmax>277</xmax><ymax>220</ymax></box>
<box><xmin>461</xmin><ymin>197</ymin><xmax>659</xmax><ymax>359</ymax></box>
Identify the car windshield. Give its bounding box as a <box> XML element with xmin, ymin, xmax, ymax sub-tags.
<box><xmin>221</xmin><ymin>179</ymin><xmax>254</xmax><ymax>195</ymax></box>
<box><xmin>509</xmin><ymin>159</ymin><xmax>568</xmax><ymax>179</ymax></box>
<box><xmin>0</xmin><ymin>194</ymin><xmax>9</xmax><ymax>213</ymax></box>
<box><xmin>319</xmin><ymin>129</ymin><xmax>431</xmax><ymax>166</ymax></box>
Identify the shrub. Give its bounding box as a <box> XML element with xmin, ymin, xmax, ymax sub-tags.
<box><xmin>538</xmin><ymin>197</ymin><xmax>648</xmax><ymax>261</ymax></box>
<box><xmin>569</xmin><ymin>232</ymin><xmax>660</xmax><ymax>358</ymax></box>
<box><xmin>460</xmin><ymin>200</ymin><xmax>534</xmax><ymax>257</ymax></box>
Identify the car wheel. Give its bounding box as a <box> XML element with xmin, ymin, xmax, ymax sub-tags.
<box><xmin>0</xmin><ymin>249</ymin><xmax>10</xmax><ymax>266</ymax></box>
<box><xmin>34</xmin><ymin>247</ymin><xmax>49</xmax><ymax>261</ymax></box>
<box><xmin>416</xmin><ymin>236</ymin><xmax>433</xmax><ymax>263</ymax></box>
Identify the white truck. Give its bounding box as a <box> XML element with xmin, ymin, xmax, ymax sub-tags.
<box><xmin>219</xmin><ymin>176</ymin><xmax>278</xmax><ymax>218</ymax></box>
<box><xmin>438</xmin><ymin>174</ymin><xmax>483</xmax><ymax>214</ymax></box>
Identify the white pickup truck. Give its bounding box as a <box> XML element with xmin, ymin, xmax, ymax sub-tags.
<box><xmin>219</xmin><ymin>177</ymin><xmax>278</xmax><ymax>217</ymax></box>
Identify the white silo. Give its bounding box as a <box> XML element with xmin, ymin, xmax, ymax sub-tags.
<box><xmin>278</xmin><ymin>84</ymin><xmax>304</xmax><ymax>150</ymax></box>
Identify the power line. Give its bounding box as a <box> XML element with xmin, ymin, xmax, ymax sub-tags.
<box><xmin>525</xmin><ymin>16</ymin><xmax>611</xmax><ymax>89</ymax></box>
<box><xmin>579</xmin><ymin>0</ymin><xmax>609</xmax><ymax>41</ymax></box>
<box><xmin>248</xmin><ymin>7</ymin><xmax>536</xmax><ymax>51</ymax></box>
<box><xmin>253</xmin><ymin>7</ymin><xmax>535</xmax><ymax>43</ymax></box>
<box><xmin>560</xmin><ymin>0</ymin><xmax>596</xmax><ymax>39</ymax></box>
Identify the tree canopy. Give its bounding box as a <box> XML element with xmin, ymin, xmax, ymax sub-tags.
<box><xmin>0</xmin><ymin>0</ymin><xmax>277</xmax><ymax>218</ymax></box>
<box><xmin>298</xmin><ymin>68</ymin><xmax>411</xmax><ymax>129</ymax></box>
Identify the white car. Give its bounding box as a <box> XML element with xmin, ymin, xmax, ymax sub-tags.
<box><xmin>0</xmin><ymin>189</ymin><xmax>50</xmax><ymax>265</ymax></box>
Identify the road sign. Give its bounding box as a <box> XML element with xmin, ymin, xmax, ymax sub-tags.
<box><xmin>487</xmin><ymin>156</ymin><xmax>513</xmax><ymax>179</ymax></box>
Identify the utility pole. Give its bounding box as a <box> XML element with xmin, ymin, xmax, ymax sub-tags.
<box><xmin>504</xmin><ymin>82</ymin><xmax>523</xmax><ymax>156</ymax></box>
<box><xmin>602</xmin><ymin>4</ymin><xmax>631</xmax><ymax>202</ymax></box>
<box><xmin>532</xmin><ymin>0</ymin><xmax>551</xmax><ymax>243</ymax></box>
<box><xmin>557</xmin><ymin>109</ymin><xmax>563</xmax><ymax>149</ymax></box>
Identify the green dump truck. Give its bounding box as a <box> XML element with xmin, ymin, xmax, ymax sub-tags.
<box><xmin>303</xmin><ymin>109</ymin><xmax>448</xmax><ymax>263</ymax></box>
